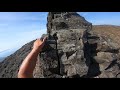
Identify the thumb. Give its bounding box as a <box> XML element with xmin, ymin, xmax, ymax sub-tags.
<box><xmin>43</xmin><ymin>37</ymin><xmax>47</xmax><ymax>42</ymax></box>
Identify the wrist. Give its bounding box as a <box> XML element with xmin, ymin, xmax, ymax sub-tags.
<box><xmin>32</xmin><ymin>48</ymin><xmax>41</xmax><ymax>54</ymax></box>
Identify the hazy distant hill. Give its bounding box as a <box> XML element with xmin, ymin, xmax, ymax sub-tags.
<box><xmin>0</xmin><ymin>47</ymin><xmax>20</xmax><ymax>62</ymax></box>
<box><xmin>0</xmin><ymin>57</ymin><xmax>5</xmax><ymax>62</ymax></box>
<box><xmin>0</xmin><ymin>40</ymin><xmax>34</xmax><ymax>78</ymax></box>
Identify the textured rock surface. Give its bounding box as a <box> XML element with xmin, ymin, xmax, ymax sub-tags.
<box><xmin>56</xmin><ymin>29</ymin><xmax>88</xmax><ymax>77</ymax></box>
<box><xmin>39</xmin><ymin>12</ymin><xmax>92</xmax><ymax>78</ymax></box>
<box><xmin>90</xmin><ymin>26</ymin><xmax>120</xmax><ymax>78</ymax></box>
<box><xmin>0</xmin><ymin>12</ymin><xmax>120</xmax><ymax>78</ymax></box>
<box><xmin>86</xmin><ymin>28</ymin><xmax>120</xmax><ymax>78</ymax></box>
<box><xmin>47</xmin><ymin>12</ymin><xmax>92</xmax><ymax>34</ymax></box>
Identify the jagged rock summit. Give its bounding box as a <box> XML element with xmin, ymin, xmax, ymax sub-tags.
<box><xmin>0</xmin><ymin>12</ymin><xmax>120</xmax><ymax>78</ymax></box>
<box><xmin>37</xmin><ymin>12</ymin><xmax>92</xmax><ymax>78</ymax></box>
<box><xmin>47</xmin><ymin>12</ymin><xmax>92</xmax><ymax>34</ymax></box>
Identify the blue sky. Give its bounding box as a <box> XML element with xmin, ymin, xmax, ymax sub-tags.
<box><xmin>0</xmin><ymin>12</ymin><xmax>48</xmax><ymax>52</ymax></box>
<box><xmin>0</xmin><ymin>12</ymin><xmax>120</xmax><ymax>52</ymax></box>
<box><xmin>80</xmin><ymin>12</ymin><xmax>120</xmax><ymax>25</ymax></box>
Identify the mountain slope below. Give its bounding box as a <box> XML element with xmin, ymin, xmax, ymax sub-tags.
<box><xmin>0</xmin><ymin>40</ymin><xmax>35</xmax><ymax>78</ymax></box>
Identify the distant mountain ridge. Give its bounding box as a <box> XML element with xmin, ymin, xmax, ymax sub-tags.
<box><xmin>0</xmin><ymin>57</ymin><xmax>5</xmax><ymax>62</ymax></box>
<box><xmin>0</xmin><ymin>47</ymin><xmax>20</xmax><ymax>62</ymax></box>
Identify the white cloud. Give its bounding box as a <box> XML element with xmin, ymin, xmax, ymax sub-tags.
<box><xmin>15</xmin><ymin>29</ymin><xmax>47</xmax><ymax>48</ymax></box>
<box><xmin>0</xmin><ymin>12</ymin><xmax>48</xmax><ymax>52</ymax></box>
<box><xmin>82</xmin><ymin>13</ymin><xmax>88</xmax><ymax>16</ymax></box>
<box><xmin>0</xmin><ymin>23</ymin><xmax>9</xmax><ymax>26</ymax></box>
<box><xmin>0</xmin><ymin>12</ymin><xmax>48</xmax><ymax>21</ymax></box>
<box><xmin>92</xmin><ymin>18</ymin><xmax>120</xmax><ymax>25</ymax></box>
<box><xmin>18</xmin><ymin>29</ymin><xmax>46</xmax><ymax>39</ymax></box>
<box><xmin>0</xmin><ymin>29</ymin><xmax>47</xmax><ymax>52</ymax></box>
<box><xmin>78</xmin><ymin>12</ymin><xmax>89</xmax><ymax>17</ymax></box>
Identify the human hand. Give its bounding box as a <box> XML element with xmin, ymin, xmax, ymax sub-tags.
<box><xmin>32</xmin><ymin>37</ymin><xmax>47</xmax><ymax>52</ymax></box>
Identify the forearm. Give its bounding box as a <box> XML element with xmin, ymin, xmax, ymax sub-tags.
<box><xmin>18</xmin><ymin>37</ymin><xmax>47</xmax><ymax>78</ymax></box>
<box><xmin>18</xmin><ymin>49</ymin><xmax>40</xmax><ymax>78</ymax></box>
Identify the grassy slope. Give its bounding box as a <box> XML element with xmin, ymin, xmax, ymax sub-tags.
<box><xmin>93</xmin><ymin>25</ymin><xmax>120</xmax><ymax>45</ymax></box>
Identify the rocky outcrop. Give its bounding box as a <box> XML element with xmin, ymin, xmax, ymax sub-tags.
<box><xmin>47</xmin><ymin>12</ymin><xmax>92</xmax><ymax>34</ymax></box>
<box><xmin>86</xmin><ymin>28</ymin><xmax>120</xmax><ymax>78</ymax></box>
<box><xmin>0</xmin><ymin>12</ymin><xmax>120</xmax><ymax>78</ymax></box>
<box><xmin>35</xmin><ymin>12</ymin><xmax>92</xmax><ymax>78</ymax></box>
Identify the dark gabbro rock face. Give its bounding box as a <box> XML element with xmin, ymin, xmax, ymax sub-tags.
<box><xmin>37</xmin><ymin>12</ymin><xmax>92</xmax><ymax>78</ymax></box>
<box><xmin>47</xmin><ymin>12</ymin><xmax>92</xmax><ymax>35</ymax></box>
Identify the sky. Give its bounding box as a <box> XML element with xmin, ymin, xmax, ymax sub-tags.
<box><xmin>0</xmin><ymin>12</ymin><xmax>120</xmax><ymax>52</ymax></box>
<box><xmin>0</xmin><ymin>12</ymin><xmax>48</xmax><ymax>52</ymax></box>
